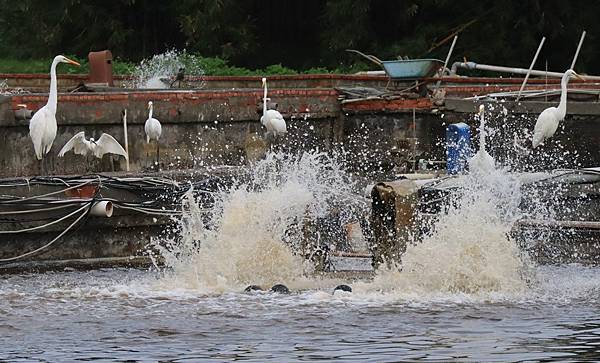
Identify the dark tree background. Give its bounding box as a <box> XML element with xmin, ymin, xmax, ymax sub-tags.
<box><xmin>0</xmin><ymin>0</ymin><xmax>598</xmax><ymax>73</ymax></box>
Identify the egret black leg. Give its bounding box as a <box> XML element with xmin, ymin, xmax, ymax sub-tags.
<box><xmin>156</xmin><ymin>142</ymin><xmax>160</xmax><ymax>171</ymax></box>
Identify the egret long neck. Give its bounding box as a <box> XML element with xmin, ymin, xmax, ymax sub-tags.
<box><xmin>47</xmin><ymin>58</ymin><xmax>60</xmax><ymax>113</ymax></box>
<box><xmin>149</xmin><ymin>104</ymin><xmax>153</xmax><ymax>119</ymax></box>
<box><xmin>263</xmin><ymin>83</ymin><xmax>268</xmax><ymax>115</ymax></box>
<box><xmin>479</xmin><ymin>112</ymin><xmax>486</xmax><ymax>152</ymax></box>
<box><xmin>557</xmin><ymin>72</ymin><xmax>571</xmax><ymax>119</ymax></box>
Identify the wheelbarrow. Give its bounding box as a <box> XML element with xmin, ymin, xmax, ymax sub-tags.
<box><xmin>346</xmin><ymin>49</ymin><xmax>444</xmax><ymax>92</ymax></box>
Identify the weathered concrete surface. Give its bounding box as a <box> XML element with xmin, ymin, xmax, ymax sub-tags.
<box><xmin>0</xmin><ymin>214</ymin><xmax>171</xmax><ymax>261</ymax></box>
<box><xmin>0</xmin><ymin>89</ymin><xmax>342</xmax><ymax>177</ymax></box>
<box><xmin>2</xmin><ymin>87</ymin><xmax>599</xmax><ymax>177</ymax></box>
<box><xmin>0</xmin><ymin>84</ymin><xmax>455</xmax><ymax>178</ymax></box>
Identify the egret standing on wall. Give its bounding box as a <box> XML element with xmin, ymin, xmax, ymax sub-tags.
<box><xmin>29</xmin><ymin>55</ymin><xmax>80</xmax><ymax>173</ymax></box>
<box><xmin>532</xmin><ymin>69</ymin><xmax>583</xmax><ymax>148</ymax></box>
<box><xmin>260</xmin><ymin>77</ymin><xmax>287</xmax><ymax>137</ymax></box>
<box><xmin>145</xmin><ymin>101</ymin><xmax>162</xmax><ymax>166</ymax></box>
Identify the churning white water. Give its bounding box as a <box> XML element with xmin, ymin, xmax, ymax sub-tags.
<box><xmin>364</xmin><ymin>168</ymin><xmax>532</xmax><ymax>298</ymax></box>
<box><xmin>151</xmin><ymin>136</ymin><xmax>540</xmax><ymax>299</ymax></box>
<box><xmin>154</xmin><ymin>151</ymin><xmax>365</xmax><ymax>293</ymax></box>
<box><xmin>129</xmin><ymin>50</ymin><xmax>206</xmax><ymax>89</ymax></box>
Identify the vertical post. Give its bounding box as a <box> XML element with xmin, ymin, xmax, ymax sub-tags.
<box><xmin>412</xmin><ymin>108</ymin><xmax>417</xmax><ymax>173</ymax></box>
<box><xmin>123</xmin><ymin>109</ymin><xmax>130</xmax><ymax>172</ymax></box>
<box><xmin>516</xmin><ymin>37</ymin><xmax>546</xmax><ymax>101</ymax></box>
<box><xmin>436</xmin><ymin>35</ymin><xmax>458</xmax><ymax>88</ymax></box>
<box><xmin>570</xmin><ymin>30</ymin><xmax>586</xmax><ymax>70</ymax></box>
<box><xmin>545</xmin><ymin>60</ymin><xmax>548</xmax><ymax>102</ymax></box>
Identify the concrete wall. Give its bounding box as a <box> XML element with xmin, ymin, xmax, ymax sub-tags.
<box><xmin>0</xmin><ymin>88</ymin><xmax>444</xmax><ymax>178</ymax></box>
<box><xmin>0</xmin><ymin>89</ymin><xmax>341</xmax><ymax>176</ymax></box>
<box><xmin>2</xmin><ymin>81</ymin><xmax>598</xmax><ymax>178</ymax></box>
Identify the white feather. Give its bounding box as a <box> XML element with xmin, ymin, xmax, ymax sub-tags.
<box><xmin>262</xmin><ymin>109</ymin><xmax>287</xmax><ymax>136</ymax></box>
<box><xmin>58</xmin><ymin>132</ymin><xmax>128</xmax><ymax>159</ymax></box>
<box><xmin>145</xmin><ymin>117</ymin><xmax>162</xmax><ymax>143</ymax></box>
<box><xmin>29</xmin><ymin>55</ymin><xmax>79</xmax><ymax>161</ymax></box>
<box><xmin>532</xmin><ymin>107</ymin><xmax>560</xmax><ymax>148</ymax></box>
<box><xmin>29</xmin><ymin>106</ymin><xmax>57</xmax><ymax>160</ymax></box>
<box><xmin>260</xmin><ymin>78</ymin><xmax>287</xmax><ymax>137</ymax></box>
<box><xmin>145</xmin><ymin>101</ymin><xmax>162</xmax><ymax>143</ymax></box>
<box><xmin>532</xmin><ymin>69</ymin><xmax>580</xmax><ymax>148</ymax></box>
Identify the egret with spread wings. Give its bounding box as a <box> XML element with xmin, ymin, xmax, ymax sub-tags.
<box><xmin>58</xmin><ymin>132</ymin><xmax>128</xmax><ymax>160</ymax></box>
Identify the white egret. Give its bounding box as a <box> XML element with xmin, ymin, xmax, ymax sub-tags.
<box><xmin>468</xmin><ymin>105</ymin><xmax>495</xmax><ymax>173</ymax></box>
<box><xmin>532</xmin><ymin>69</ymin><xmax>583</xmax><ymax>148</ymax></box>
<box><xmin>58</xmin><ymin>131</ymin><xmax>128</xmax><ymax>160</ymax></box>
<box><xmin>29</xmin><ymin>55</ymin><xmax>80</xmax><ymax>173</ymax></box>
<box><xmin>144</xmin><ymin>101</ymin><xmax>162</xmax><ymax>165</ymax></box>
<box><xmin>260</xmin><ymin>77</ymin><xmax>287</xmax><ymax>137</ymax></box>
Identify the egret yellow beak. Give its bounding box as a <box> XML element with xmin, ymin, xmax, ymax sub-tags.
<box><xmin>574</xmin><ymin>72</ymin><xmax>585</xmax><ymax>81</ymax></box>
<box><xmin>65</xmin><ymin>57</ymin><xmax>81</xmax><ymax>66</ymax></box>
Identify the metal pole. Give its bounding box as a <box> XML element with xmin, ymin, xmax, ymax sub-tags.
<box><xmin>436</xmin><ymin>35</ymin><xmax>458</xmax><ymax>88</ymax></box>
<box><xmin>516</xmin><ymin>37</ymin><xmax>545</xmax><ymax>101</ymax></box>
<box><xmin>450</xmin><ymin>62</ymin><xmax>600</xmax><ymax>80</ymax></box>
<box><xmin>123</xmin><ymin>109</ymin><xmax>130</xmax><ymax>172</ymax></box>
<box><xmin>570</xmin><ymin>30</ymin><xmax>586</xmax><ymax>70</ymax></box>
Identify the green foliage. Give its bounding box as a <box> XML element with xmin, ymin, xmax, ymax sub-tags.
<box><xmin>195</xmin><ymin>56</ymin><xmax>257</xmax><ymax>76</ymax></box>
<box><xmin>0</xmin><ymin>55</ymin><xmax>341</xmax><ymax>76</ymax></box>
<box><xmin>111</xmin><ymin>59</ymin><xmax>137</xmax><ymax>75</ymax></box>
<box><xmin>304</xmin><ymin>67</ymin><xmax>331</xmax><ymax>75</ymax></box>
<box><xmin>263</xmin><ymin>64</ymin><xmax>298</xmax><ymax>75</ymax></box>
<box><xmin>0</xmin><ymin>59</ymin><xmax>51</xmax><ymax>74</ymax></box>
<box><xmin>0</xmin><ymin>57</ymin><xmax>135</xmax><ymax>75</ymax></box>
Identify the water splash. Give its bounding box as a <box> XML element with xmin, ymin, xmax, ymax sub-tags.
<box><xmin>369</xmin><ymin>168</ymin><xmax>533</xmax><ymax>296</ymax></box>
<box><xmin>154</xmin><ymin>151</ymin><xmax>365</xmax><ymax>294</ymax></box>
<box><xmin>468</xmin><ymin>104</ymin><xmax>495</xmax><ymax>173</ymax></box>
<box><xmin>152</xmin><ymin>103</ymin><xmax>586</xmax><ymax>298</ymax></box>
<box><xmin>129</xmin><ymin>50</ymin><xmax>206</xmax><ymax>89</ymax></box>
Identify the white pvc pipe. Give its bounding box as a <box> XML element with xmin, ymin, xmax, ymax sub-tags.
<box><xmin>436</xmin><ymin>35</ymin><xmax>458</xmax><ymax>88</ymax></box>
<box><xmin>517</xmin><ymin>37</ymin><xmax>545</xmax><ymax>101</ymax></box>
<box><xmin>90</xmin><ymin>201</ymin><xmax>113</xmax><ymax>217</ymax></box>
<box><xmin>123</xmin><ymin>109</ymin><xmax>130</xmax><ymax>171</ymax></box>
<box><xmin>570</xmin><ymin>30</ymin><xmax>586</xmax><ymax>70</ymax></box>
<box><xmin>450</xmin><ymin>61</ymin><xmax>600</xmax><ymax>81</ymax></box>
